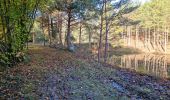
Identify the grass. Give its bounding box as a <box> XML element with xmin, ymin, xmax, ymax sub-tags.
<box><xmin>64</xmin><ymin>60</ymin><xmax>119</xmax><ymax>99</ymax></box>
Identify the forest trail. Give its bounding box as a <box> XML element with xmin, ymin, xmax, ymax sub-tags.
<box><xmin>0</xmin><ymin>45</ymin><xmax>170</xmax><ymax>99</ymax></box>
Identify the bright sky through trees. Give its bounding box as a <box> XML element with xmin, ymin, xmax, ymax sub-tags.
<box><xmin>134</xmin><ymin>0</ymin><xmax>150</xmax><ymax>4</ymax></box>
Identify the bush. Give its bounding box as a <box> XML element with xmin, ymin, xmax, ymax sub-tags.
<box><xmin>0</xmin><ymin>41</ymin><xmax>29</xmax><ymax>67</ymax></box>
<box><xmin>0</xmin><ymin>52</ymin><xmax>29</xmax><ymax>67</ymax></box>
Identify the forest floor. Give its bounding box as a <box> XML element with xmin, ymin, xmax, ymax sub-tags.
<box><xmin>0</xmin><ymin>45</ymin><xmax>170</xmax><ymax>100</ymax></box>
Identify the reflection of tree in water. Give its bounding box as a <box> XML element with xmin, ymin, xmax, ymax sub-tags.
<box><xmin>108</xmin><ymin>54</ymin><xmax>168</xmax><ymax>78</ymax></box>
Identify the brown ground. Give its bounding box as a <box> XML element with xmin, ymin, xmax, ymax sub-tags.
<box><xmin>0</xmin><ymin>45</ymin><xmax>170</xmax><ymax>99</ymax></box>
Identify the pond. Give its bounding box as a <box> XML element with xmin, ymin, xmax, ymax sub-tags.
<box><xmin>106</xmin><ymin>54</ymin><xmax>170</xmax><ymax>79</ymax></box>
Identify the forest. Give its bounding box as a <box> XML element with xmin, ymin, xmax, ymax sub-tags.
<box><xmin>0</xmin><ymin>0</ymin><xmax>170</xmax><ymax>99</ymax></box>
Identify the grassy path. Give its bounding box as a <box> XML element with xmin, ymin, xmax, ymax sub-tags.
<box><xmin>0</xmin><ymin>45</ymin><xmax>170</xmax><ymax>99</ymax></box>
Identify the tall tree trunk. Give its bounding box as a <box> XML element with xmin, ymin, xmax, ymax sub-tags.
<box><xmin>4</xmin><ymin>0</ymin><xmax>12</xmax><ymax>51</ymax></box>
<box><xmin>66</xmin><ymin>9</ymin><xmax>74</xmax><ymax>52</ymax></box>
<box><xmin>51</xmin><ymin>17</ymin><xmax>54</xmax><ymax>44</ymax></box>
<box><xmin>127</xmin><ymin>26</ymin><xmax>131</xmax><ymax>46</ymax></box>
<box><xmin>135</xmin><ymin>25</ymin><xmax>139</xmax><ymax>48</ymax></box>
<box><xmin>41</xmin><ymin>15</ymin><xmax>45</xmax><ymax>46</ymax></box>
<box><xmin>89</xmin><ymin>29</ymin><xmax>92</xmax><ymax>49</ymax></box>
<box><xmin>153</xmin><ymin>26</ymin><xmax>156</xmax><ymax>50</ymax></box>
<box><xmin>148</xmin><ymin>28</ymin><xmax>151</xmax><ymax>51</ymax></box>
<box><xmin>0</xmin><ymin>15</ymin><xmax>6</xmax><ymax>42</ymax></box>
<box><xmin>130</xmin><ymin>26</ymin><xmax>132</xmax><ymax>46</ymax></box>
<box><xmin>43</xmin><ymin>33</ymin><xmax>46</xmax><ymax>46</ymax></box>
<box><xmin>48</xmin><ymin>15</ymin><xmax>51</xmax><ymax>46</ymax></box>
<box><xmin>157</xmin><ymin>26</ymin><xmax>160</xmax><ymax>51</ymax></box>
<box><xmin>59</xmin><ymin>13</ymin><xmax>63</xmax><ymax>45</ymax></box>
<box><xmin>164</xmin><ymin>27</ymin><xmax>167</xmax><ymax>53</ymax></box>
<box><xmin>104</xmin><ymin>0</ymin><xmax>109</xmax><ymax>63</ymax></box>
<box><xmin>123</xmin><ymin>26</ymin><xmax>126</xmax><ymax>46</ymax></box>
<box><xmin>125</xmin><ymin>26</ymin><xmax>128</xmax><ymax>46</ymax></box>
<box><xmin>98</xmin><ymin>0</ymin><xmax>104</xmax><ymax>62</ymax></box>
<box><xmin>167</xmin><ymin>27</ymin><xmax>169</xmax><ymax>44</ymax></box>
<box><xmin>144</xmin><ymin>28</ymin><xmax>147</xmax><ymax>49</ymax></box>
<box><xmin>32</xmin><ymin>32</ymin><xmax>35</xmax><ymax>44</ymax></box>
<box><xmin>79</xmin><ymin>22</ymin><xmax>82</xmax><ymax>46</ymax></box>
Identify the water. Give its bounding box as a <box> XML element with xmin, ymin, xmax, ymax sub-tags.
<box><xmin>106</xmin><ymin>54</ymin><xmax>170</xmax><ymax>78</ymax></box>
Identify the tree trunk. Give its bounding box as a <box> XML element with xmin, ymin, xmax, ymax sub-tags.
<box><xmin>144</xmin><ymin>28</ymin><xmax>147</xmax><ymax>49</ymax></box>
<box><xmin>104</xmin><ymin>0</ymin><xmax>109</xmax><ymax>63</ymax></box>
<box><xmin>157</xmin><ymin>26</ymin><xmax>160</xmax><ymax>51</ymax></box>
<box><xmin>148</xmin><ymin>28</ymin><xmax>151</xmax><ymax>51</ymax></box>
<box><xmin>125</xmin><ymin>26</ymin><xmax>128</xmax><ymax>46</ymax></box>
<box><xmin>66</xmin><ymin>9</ymin><xmax>74</xmax><ymax>52</ymax></box>
<box><xmin>43</xmin><ymin>33</ymin><xmax>46</xmax><ymax>46</ymax></box>
<box><xmin>0</xmin><ymin>16</ymin><xmax>6</xmax><ymax>42</ymax></box>
<box><xmin>123</xmin><ymin>26</ymin><xmax>126</xmax><ymax>46</ymax></box>
<box><xmin>130</xmin><ymin>26</ymin><xmax>132</xmax><ymax>46</ymax></box>
<box><xmin>59</xmin><ymin>13</ymin><xmax>63</xmax><ymax>45</ymax></box>
<box><xmin>135</xmin><ymin>25</ymin><xmax>139</xmax><ymax>48</ymax></box>
<box><xmin>41</xmin><ymin>16</ymin><xmax>45</xmax><ymax>46</ymax></box>
<box><xmin>3</xmin><ymin>0</ymin><xmax>12</xmax><ymax>51</ymax></box>
<box><xmin>98</xmin><ymin>0</ymin><xmax>104</xmax><ymax>62</ymax></box>
<box><xmin>89</xmin><ymin>29</ymin><xmax>92</xmax><ymax>49</ymax></box>
<box><xmin>79</xmin><ymin>22</ymin><xmax>82</xmax><ymax>46</ymax></box>
<box><xmin>48</xmin><ymin>15</ymin><xmax>51</xmax><ymax>46</ymax></box>
<box><xmin>153</xmin><ymin>26</ymin><xmax>156</xmax><ymax>50</ymax></box>
<box><xmin>32</xmin><ymin>32</ymin><xmax>35</xmax><ymax>44</ymax></box>
<box><xmin>164</xmin><ymin>27</ymin><xmax>167</xmax><ymax>53</ymax></box>
<box><xmin>51</xmin><ymin>17</ymin><xmax>54</xmax><ymax>44</ymax></box>
<box><xmin>167</xmin><ymin>27</ymin><xmax>169</xmax><ymax>44</ymax></box>
<box><xmin>127</xmin><ymin>26</ymin><xmax>131</xmax><ymax>46</ymax></box>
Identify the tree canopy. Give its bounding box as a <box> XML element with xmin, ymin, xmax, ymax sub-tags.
<box><xmin>131</xmin><ymin>0</ymin><xmax>170</xmax><ymax>28</ymax></box>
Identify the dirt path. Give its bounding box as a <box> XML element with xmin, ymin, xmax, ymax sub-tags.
<box><xmin>0</xmin><ymin>45</ymin><xmax>170</xmax><ymax>99</ymax></box>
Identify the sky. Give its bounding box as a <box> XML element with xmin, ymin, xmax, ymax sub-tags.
<box><xmin>133</xmin><ymin>0</ymin><xmax>150</xmax><ymax>4</ymax></box>
<box><xmin>112</xmin><ymin>0</ymin><xmax>150</xmax><ymax>5</ymax></box>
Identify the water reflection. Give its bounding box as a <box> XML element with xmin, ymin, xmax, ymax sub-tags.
<box><xmin>107</xmin><ymin>54</ymin><xmax>169</xmax><ymax>78</ymax></box>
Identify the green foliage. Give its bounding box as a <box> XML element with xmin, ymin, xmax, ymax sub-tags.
<box><xmin>131</xmin><ymin>0</ymin><xmax>170</xmax><ymax>28</ymax></box>
<box><xmin>0</xmin><ymin>53</ymin><xmax>11</xmax><ymax>66</ymax></box>
<box><xmin>0</xmin><ymin>0</ymin><xmax>46</xmax><ymax>67</ymax></box>
<box><xmin>51</xmin><ymin>0</ymin><xmax>100</xmax><ymax>21</ymax></box>
<box><xmin>0</xmin><ymin>51</ymin><xmax>29</xmax><ymax>67</ymax></box>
